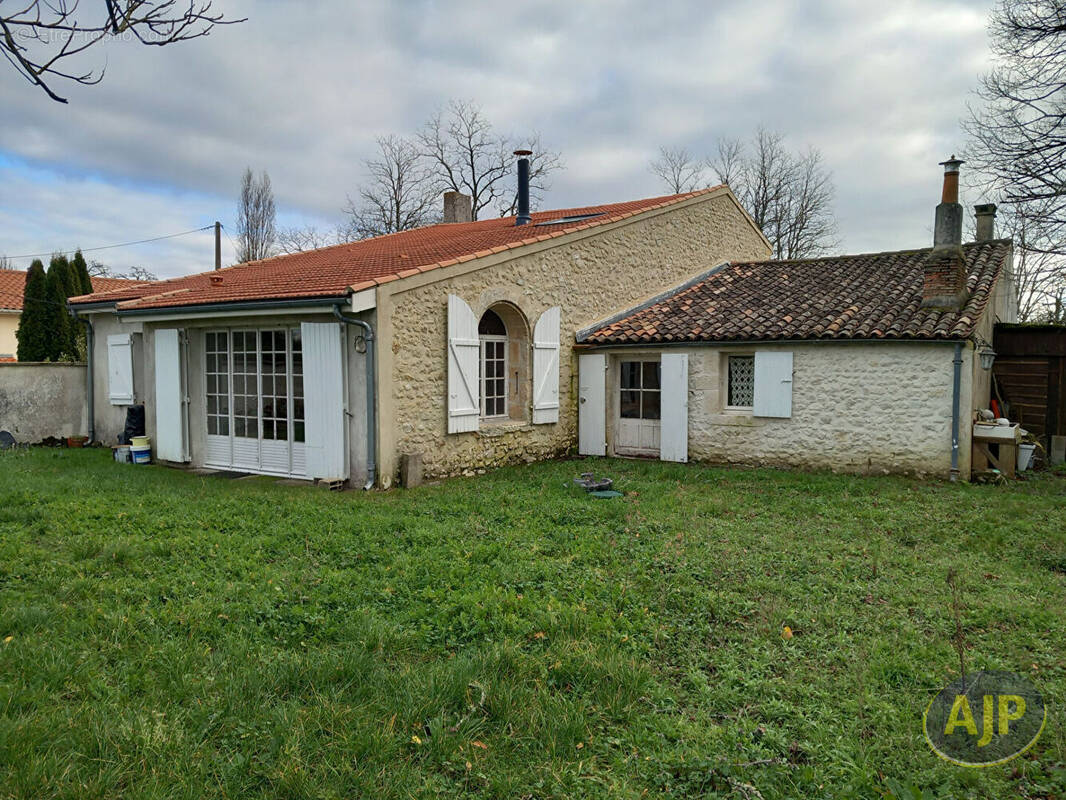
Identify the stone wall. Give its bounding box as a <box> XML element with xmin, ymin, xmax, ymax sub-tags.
<box><xmin>676</xmin><ymin>341</ymin><xmax>966</xmax><ymax>476</ymax></box>
<box><xmin>0</xmin><ymin>362</ymin><xmax>87</xmax><ymax>442</ymax></box>
<box><xmin>380</xmin><ymin>190</ymin><xmax>771</xmax><ymax>483</ymax></box>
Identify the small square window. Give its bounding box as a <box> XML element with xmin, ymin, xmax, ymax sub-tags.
<box><xmin>728</xmin><ymin>355</ymin><xmax>755</xmax><ymax>407</ymax></box>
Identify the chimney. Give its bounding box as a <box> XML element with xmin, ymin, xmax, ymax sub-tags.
<box><xmin>921</xmin><ymin>156</ymin><xmax>970</xmax><ymax>309</ymax></box>
<box><xmin>514</xmin><ymin>149</ymin><xmax>532</xmax><ymax>226</ymax></box>
<box><xmin>443</xmin><ymin>191</ymin><xmax>472</xmax><ymax>224</ymax></box>
<box><xmin>975</xmin><ymin>203</ymin><xmax>997</xmax><ymax>242</ymax></box>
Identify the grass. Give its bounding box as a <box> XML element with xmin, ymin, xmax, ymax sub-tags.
<box><xmin>0</xmin><ymin>448</ymin><xmax>1064</xmax><ymax>799</ymax></box>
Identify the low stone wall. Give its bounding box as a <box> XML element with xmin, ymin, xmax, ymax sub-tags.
<box><xmin>0</xmin><ymin>362</ymin><xmax>87</xmax><ymax>443</ymax></box>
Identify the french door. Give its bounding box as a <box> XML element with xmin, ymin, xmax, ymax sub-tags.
<box><xmin>615</xmin><ymin>359</ymin><xmax>661</xmax><ymax>456</ymax></box>
<box><xmin>204</xmin><ymin>328</ymin><xmax>306</xmax><ymax>477</ymax></box>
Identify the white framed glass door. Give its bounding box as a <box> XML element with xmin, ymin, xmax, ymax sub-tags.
<box><xmin>204</xmin><ymin>328</ymin><xmax>306</xmax><ymax>477</ymax></box>
<box><xmin>615</xmin><ymin>359</ymin><xmax>661</xmax><ymax>456</ymax></box>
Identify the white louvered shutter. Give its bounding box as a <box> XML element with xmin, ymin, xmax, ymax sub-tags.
<box><xmin>154</xmin><ymin>329</ymin><xmax>188</xmax><ymax>462</ymax></box>
<box><xmin>660</xmin><ymin>353</ymin><xmax>689</xmax><ymax>462</ymax></box>
<box><xmin>107</xmin><ymin>333</ymin><xmax>134</xmax><ymax>404</ymax></box>
<box><xmin>753</xmin><ymin>351</ymin><xmax>793</xmax><ymax>418</ymax></box>
<box><xmin>532</xmin><ymin>306</ymin><xmax>561</xmax><ymax>424</ymax></box>
<box><xmin>578</xmin><ymin>353</ymin><xmax>606</xmax><ymax>456</ymax></box>
<box><xmin>302</xmin><ymin>322</ymin><xmax>347</xmax><ymax>479</ymax></box>
<box><xmin>447</xmin><ymin>295</ymin><xmax>480</xmax><ymax>433</ymax></box>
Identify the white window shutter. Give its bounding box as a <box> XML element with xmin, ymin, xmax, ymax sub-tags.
<box><xmin>532</xmin><ymin>306</ymin><xmax>561</xmax><ymax>424</ymax></box>
<box><xmin>447</xmin><ymin>295</ymin><xmax>480</xmax><ymax>433</ymax></box>
<box><xmin>302</xmin><ymin>322</ymin><xmax>347</xmax><ymax>479</ymax></box>
<box><xmin>753</xmin><ymin>351</ymin><xmax>793</xmax><ymax>418</ymax></box>
<box><xmin>578</xmin><ymin>353</ymin><xmax>606</xmax><ymax>455</ymax></box>
<box><xmin>660</xmin><ymin>353</ymin><xmax>689</xmax><ymax>462</ymax></box>
<box><xmin>154</xmin><ymin>329</ymin><xmax>188</xmax><ymax>462</ymax></box>
<box><xmin>107</xmin><ymin>333</ymin><xmax>134</xmax><ymax>405</ymax></box>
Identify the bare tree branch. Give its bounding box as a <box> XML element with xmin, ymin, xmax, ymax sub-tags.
<box><xmin>275</xmin><ymin>225</ymin><xmax>342</xmax><ymax>255</ymax></box>
<box><xmin>340</xmin><ymin>135</ymin><xmax>439</xmax><ymax>240</ymax></box>
<box><xmin>649</xmin><ymin>146</ymin><xmax>704</xmax><ymax>194</ymax></box>
<box><xmin>1</xmin><ymin>1</ymin><xmax>244</xmax><ymax>103</ymax></box>
<box><xmin>418</xmin><ymin>100</ymin><xmax>562</xmax><ymax>220</ymax></box>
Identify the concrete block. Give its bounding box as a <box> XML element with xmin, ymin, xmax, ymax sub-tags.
<box><xmin>1051</xmin><ymin>435</ymin><xmax>1066</xmax><ymax>466</ymax></box>
<box><xmin>401</xmin><ymin>452</ymin><xmax>423</xmax><ymax>488</ymax></box>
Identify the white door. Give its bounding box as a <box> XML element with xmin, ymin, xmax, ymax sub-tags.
<box><xmin>660</xmin><ymin>353</ymin><xmax>688</xmax><ymax>463</ymax></box>
<box><xmin>578</xmin><ymin>353</ymin><xmax>606</xmax><ymax>456</ymax></box>
<box><xmin>615</xmin><ymin>359</ymin><xmax>661</xmax><ymax>456</ymax></box>
<box><xmin>154</xmin><ymin>328</ymin><xmax>188</xmax><ymax>462</ymax></box>
<box><xmin>302</xmin><ymin>322</ymin><xmax>347</xmax><ymax>480</ymax></box>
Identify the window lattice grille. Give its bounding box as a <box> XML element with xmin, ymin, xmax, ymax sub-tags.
<box><xmin>728</xmin><ymin>355</ymin><xmax>755</xmax><ymax>407</ymax></box>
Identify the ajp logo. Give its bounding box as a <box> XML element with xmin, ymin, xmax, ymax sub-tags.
<box><xmin>924</xmin><ymin>670</ymin><xmax>1046</xmax><ymax>767</ymax></box>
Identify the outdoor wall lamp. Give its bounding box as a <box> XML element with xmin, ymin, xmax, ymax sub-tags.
<box><xmin>974</xmin><ymin>336</ymin><xmax>996</xmax><ymax>371</ymax></box>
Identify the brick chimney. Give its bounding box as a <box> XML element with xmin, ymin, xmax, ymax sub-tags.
<box><xmin>443</xmin><ymin>191</ymin><xmax>472</xmax><ymax>224</ymax></box>
<box><xmin>921</xmin><ymin>156</ymin><xmax>970</xmax><ymax>309</ymax></box>
<box><xmin>975</xmin><ymin>203</ymin><xmax>997</xmax><ymax>242</ymax></box>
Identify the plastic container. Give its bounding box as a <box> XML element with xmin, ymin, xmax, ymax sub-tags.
<box><xmin>114</xmin><ymin>445</ymin><xmax>131</xmax><ymax>464</ymax></box>
<box><xmin>131</xmin><ymin>444</ymin><xmax>151</xmax><ymax>464</ymax></box>
<box><xmin>1017</xmin><ymin>443</ymin><xmax>1036</xmax><ymax>472</ymax></box>
<box><xmin>131</xmin><ymin>435</ymin><xmax>150</xmax><ymax>448</ymax></box>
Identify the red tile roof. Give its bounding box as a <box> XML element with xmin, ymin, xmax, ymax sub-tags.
<box><xmin>69</xmin><ymin>190</ymin><xmax>720</xmax><ymax>312</ymax></box>
<box><xmin>579</xmin><ymin>240</ymin><xmax>1012</xmax><ymax>344</ymax></box>
<box><xmin>0</xmin><ymin>269</ymin><xmax>147</xmax><ymax>311</ymax></box>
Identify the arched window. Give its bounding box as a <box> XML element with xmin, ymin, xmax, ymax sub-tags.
<box><xmin>478</xmin><ymin>309</ymin><xmax>508</xmax><ymax>418</ymax></box>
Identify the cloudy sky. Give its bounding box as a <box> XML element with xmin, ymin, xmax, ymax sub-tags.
<box><xmin>0</xmin><ymin>0</ymin><xmax>996</xmax><ymax>279</ymax></box>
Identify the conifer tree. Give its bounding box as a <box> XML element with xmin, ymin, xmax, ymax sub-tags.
<box><xmin>15</xmin><ymin>260</ymin><xmax>50</xmax><ymax>361</ymax></box>
<box><xmin>71</xmin><ymin>250</ymin><xmax>93</xmax><ymax>295</ymax></box>
<box><xmin>44</xmin><ymin>258</ymin><xmax>72</xmax><ymax>361</ymax></box>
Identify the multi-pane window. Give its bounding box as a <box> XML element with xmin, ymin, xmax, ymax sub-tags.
<box><xmin>478</xmin><ymin>309</ymin><xmax>508</xmax><ymax>419</ymax></box>
<box><xmin>727</xmin><ymin>355</ymin><xmax>755</xmax><ymax>407</ymax></box>
<box><xmin>232</xmin><ymin>331</ymin><xmax>259</xmax><ymax>438</ymax></box>
<box><xmin>291</xmin><ymin>330</ymin><xmax>304</xmax><ymax>443</ymax></box>
<box><xmin>260</xmin><ymin>330</ymin><xmax>288</xmax><ymax>441</ymax></box>
<box><xmin>210</xmin><ymin>329</ymin><xmax>304</xmax><ymax>442</ymax></box>
<box><xmin>619</xmin><ymin>361</ymin><xmax>661</xmax><ymax>420</ymax></box>
<box><xmin>205</xmin><ymin>332</ymin><xmax>230</xmax><ymax>436</ymax></box>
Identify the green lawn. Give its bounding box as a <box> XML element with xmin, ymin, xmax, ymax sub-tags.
<box><xmin>0</xmin><ymin>449</ymin><xmax>1064</xmax><ymax>799</ymax></box>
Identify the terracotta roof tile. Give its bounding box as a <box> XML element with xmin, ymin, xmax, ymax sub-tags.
<box><xmin>70</xmin><ymin>190</ymin><xmax>718</xmax><ymax>312</ymax></box>
<box><xmin>0</xmin><ymin>269</ymin><xmax>147</xmax><ymax>311</ymax></box>
<box><xmin>579</xmin><ymin>240</ymin><xmax>1012</xmax><ymax>344</ymax></box>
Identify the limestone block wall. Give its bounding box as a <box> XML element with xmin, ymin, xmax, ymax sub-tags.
<box><xmin>680</xmin><ymin>341</ymin><xmax>968</xmax><ymax>476</ymax></box>
<box><xmin>379</xmin><ymin>190</ymin><xmax>770</xmax><ymax>483</ymax></box>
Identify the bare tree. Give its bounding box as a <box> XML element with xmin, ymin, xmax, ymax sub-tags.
<box><xmin>1</xmin><ymin>1</ymin><xmax>243</xmax><ymax>104</ymax></box>
<box><xmin>340</xmin><ymin>135</ymin><xmax>439</xmax><ymax>240</ymax></box>
<box><xmin>236</xmin><ymin>168</ymin><xmax>276</xmax><ymax>263</ymax></box>
<box><xmin>419</xmin><ymin>100</ymin><xmax>562</xmax><ymax>220</ymax></box>
<box><xmin>649</xmin><ymin>146</ymin><xmax>705</xmax><ymax>194</ymax></box>
<box><xmin>707</xmin><ymin>128</ymin><xmax>840</xmax><ymax>259</ymax></box>
<box><xmin>275</xmin><ymin>225</ymin><xmax>341</xmax><ymax>254</ymax></box>
<box><xmin>86</xmin><ymin>260</ymin><xmax>156</xmax><ymax>280</ymax></box>
<box><xmin>964</xmin><ymin>0</ymin><xmax>1066</xmax><ymax>255</ymax></box>
<box><xmin>998</xmin><ymin>203</ymin><xmax>1066</xmax><ymax>321</ymax></box>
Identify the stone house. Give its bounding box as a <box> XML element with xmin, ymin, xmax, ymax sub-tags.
<box><xmin>70</xmin><ymin>164</ymin><xmax>769</xmax><ymax>487</ymax></box>
<box><xmin>68</xmin><ymin>156</ymin><xmax>1016</xmax><ymax>485</ymax></box>
<box><xmin>576</xmin><ymin>158</ymin><xmax>1016</xmax><ymax>479</ymax></box>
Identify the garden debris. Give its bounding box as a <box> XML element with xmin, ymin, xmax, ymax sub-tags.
<box><xmin>574</xmin><ymin>472</ymin><xmax>613</xmax><ymax>492</ymax></box>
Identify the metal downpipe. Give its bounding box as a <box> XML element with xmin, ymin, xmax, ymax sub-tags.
<box><xmin>70</xmin><ymin>307</ymin><xmax>96</xmax><ymax>445</ymax></box>
<box><xmin>950</xmin><ymin>341</ymin><xmax>963</xmax><ymax>482</ymax></box>
<box><xmin>332</xmin><ymin>304</ymin><xmax>377</xmax><ymax>490</ymax></box>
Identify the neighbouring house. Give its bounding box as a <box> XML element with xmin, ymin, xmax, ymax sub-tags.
<box><xmin>69</xmin><ymin>166</ymin><xmax>770</xmax><ymax>487</ymax></box>
<box><xmin>576</xmin><ymin>158</ymin><xmax>1016</xmax><ymax>479</ymax></box>
<box><xmin>68</xmin><ymin>155</ymin><xmax>1016</xmax><ymax>486</ymax></box>
<box><xmin>0</xmin><ymin>269</ymin><xmax>146</xmax><ymax>361</ymax></box>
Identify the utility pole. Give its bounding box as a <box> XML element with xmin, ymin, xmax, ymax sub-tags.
<box><xmin>214</xmin><ymin>221</ymin><xmax>221</xmax><ymax>270</ymax></box>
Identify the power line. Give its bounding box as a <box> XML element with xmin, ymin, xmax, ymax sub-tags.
<box><xmin>1</xmin><ymin>225</ymin><xmax>214</xmax><ymax>260</ymax></box>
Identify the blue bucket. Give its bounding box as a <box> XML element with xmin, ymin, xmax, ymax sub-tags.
<box><xmin>131</xmin><ymin>444</ymin><xmax>151</xmax><ymax>464</ymax></box>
